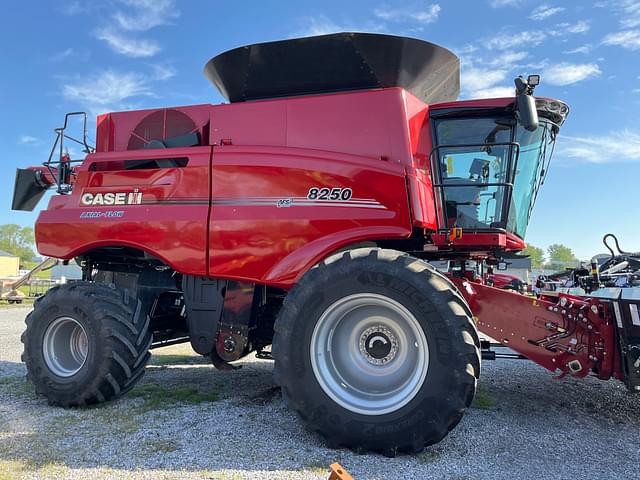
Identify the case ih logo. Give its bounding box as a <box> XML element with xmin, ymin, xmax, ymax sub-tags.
<box><xmin>80</xmin><ymin>190</ymin><xmax>143</xmax><ymax>206</ymax></box>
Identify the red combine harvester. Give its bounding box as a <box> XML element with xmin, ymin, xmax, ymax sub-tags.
<box><xmin>13</xmin><ymin>33</ymin><xmax>640</xmax><ymax>455</ymax></box>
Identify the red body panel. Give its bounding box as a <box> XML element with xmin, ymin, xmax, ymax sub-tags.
<box><xmin>36</xmin><ymin>146</ymin><xmax>212</xmax><ymax>276</ymax></box>
<box><xmin>431</xmin><ymin>232</ymin><xmax>526</xmax><ymax>251</ymax></box>
<box><xmin>488</xmin><ymin>273</ymin><xmax>522</xmax><ymax>289</ymax></box>
<box><xmin>209</xmin><ymin>146</ymin><xmax>412</xmax><ymax>287</ymax></box>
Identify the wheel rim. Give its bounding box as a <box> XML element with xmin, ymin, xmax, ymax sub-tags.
<box><xmin>42</xmin><ymin>316</ymin><xmax>89</xmax><ymax>377</ymax></box>
<box><xmin>310</xmin><ymin>293</ymin><xmax>429</xmax><ymax>415</ymax></box>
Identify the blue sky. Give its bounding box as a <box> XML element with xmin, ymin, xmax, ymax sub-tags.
<box><xmin>1</xmin><ymin>0</ymin><xmax>639</xmax><ymax>259</ymax></box>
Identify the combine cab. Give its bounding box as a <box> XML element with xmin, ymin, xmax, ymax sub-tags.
<box><xmin>13</xmin><ymin>33</ymin><xmax>638</xmax><ymax>455</ymax></box>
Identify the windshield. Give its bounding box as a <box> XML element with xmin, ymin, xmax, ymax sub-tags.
<box><xmin>509</xmin><ymin>123</ymin><xmax>553</xmax><ymax>237</ymax></box>
<box><xmin>432</xmin><ymin>115</ymin><xmax>556</xmax><ymax>239</ymax></box>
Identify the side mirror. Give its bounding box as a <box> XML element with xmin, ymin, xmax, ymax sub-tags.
<box><xmin>514</xmin><ymin>75</ymin><xmax>539</xmax><ymax>132</ymax></box>
<box><xmin>497</xmin><ymin>261</ymin><xmax>508</xmax><ymax>271</ymax></box>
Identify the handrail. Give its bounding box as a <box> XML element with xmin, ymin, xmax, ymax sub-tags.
<box><xmin>42</xmin><ymin>112</ymin><xmax>95</xmax><ymax>194</ymax></box>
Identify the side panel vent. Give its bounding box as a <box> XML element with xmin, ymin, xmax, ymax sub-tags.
<box><xmin>127</xmin><ymin>109</ymin><xmax>198</xmax><ymax>150</ymax></box>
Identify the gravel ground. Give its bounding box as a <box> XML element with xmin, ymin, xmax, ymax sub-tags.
<box><xmin>1</xmin><ymin>306</ymin><xmax>639</xmax><ymax>480</ymax></box>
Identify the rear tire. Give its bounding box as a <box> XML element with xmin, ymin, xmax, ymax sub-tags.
<box><xmin>21</xmin><ymin>282</ymin><xmax>152</xmax><ymax>407</ymax></box>
<box><xmin>273</xmin><ymin>248</ymin><xmax>480</xmax><ymax>455</ymax></box>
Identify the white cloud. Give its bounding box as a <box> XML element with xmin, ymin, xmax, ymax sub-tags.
<box><xmin>459</xmin><ymin>49</ymin><xmax>525</xmax><ymax>99</ymax></box>
<box><xmin>543</xmin><ymin>62</ymin><xmax>601</xmax><ymax>85</ymax></box>
<box><xmin>530</xmin><ymin>5</ymin><xmax>565</xmax><ymax>21</ymax></box>
<box><xmin>486</xmin><ymin>31</ymin><xmax>546</xmax><ymax>50</ymax></box>
<box><xmin>558</xmin><ymin>130</ymin><xmax>640</xmax><ymax>163</ymax></box>
<box><xmin>52</xmin><ymin>48</ymin><xmax>74</xmax><ymax>60</ymax></box>
<box><xmin>149</xmin><ymin>64</ymin><xmax>176</xmax><ymax>81</ymax></box>
<box><xmin>112</xmin><ymin>0</ymin><xmax>179</xmax><ymax>32</ymax></box>
<box><xmin>374</xmin><ymin>4</ymin><xmax>441</xmax><ymax>24</ymax></box>
<box><xmin>51</xmin><ymin>47</ymin><xmax>91</xmax><ymax>62</ymax></box>
<box><xmin>564</xmin><ymin>44</ymin><xmax>592</xmax><ymax>54</ymax></box>
<box><xmin>293</xmin><ymin>15</ymin><xmax>383</xmax><ymax>37</ymax></box>
<box><xmin>617</xmin><ymin>0</ymin><xmax>640</xmax><ymax>28</ymax></box>
<box><xmin>60</xmin><ymin>1</ymin><xmax>91</xmax><ymax>15</ymax></box>
<box><xmin>602</xmin><ymin>30</ymin><xmax>640</xmax><ymax>50</ymax></box>
<box><xmin>489</xmin><ymin>0</ymin><xmax>522</xmax><ymax>7</ymax></box>
<box><xmin>462</xmin><ymin>68</ymin><xmax>508</xmax><ymax>91</ymax></box>
<box><xmin>456</xmin><ymin>44</ymin><xmax>478</xmax><ymax>55</ymax></box>
<box><xmin>62</xmin><ymin>70</ymin><xmax>151</xmax><ymax>114</ymax></box>
<box><xmin>18</xmin><ymin>135</ymin><xmax>40</xmax><ymax>146</ymax></box>
<box><xmin>95</xmin><ymin>28</ymin><xmax>161</xmax><ymax>57</ymax></box>
<box><xmin>91</xmin><ymin>0</ymin><xmax>178</xmax><ymax>57</ymax></box>
<box><xmin>469</xmin><ymin>86</ymin><xmax>515</xmax><ymax>98</ymax></box>
<box><xmin>460</xmin><ymin>66</ymin><xmax>514</xmax><ymax>99</ymax></box>
<box><xmin>294</xmin><ymin>16</ymin><xmax>348</xmax><ymax>36</ymax></box>
<box><xmin>560</xmin><ymin>20</ymin><xmax>591</xmax><ymax>34</ymax></box>
<box><xmin>487</xmin><ymin>50</ymin><xmax>528</xmax><ymax>66</ymax></box>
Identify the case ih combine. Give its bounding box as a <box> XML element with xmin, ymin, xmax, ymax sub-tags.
<box><xmin>12</xmin><ymin>33</ymin><xmax>640</xmax><ymax>455</ymax></box>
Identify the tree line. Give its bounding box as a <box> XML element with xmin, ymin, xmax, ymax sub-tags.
<box><xmin>522</xmin><ymin>243</ymin><xmax>579</xmax><ymax>272</ymax></box>
<box><xmin>0</xmin><ymin>224</ymin><xmax>35</xmax><ymax>264</ymax></box>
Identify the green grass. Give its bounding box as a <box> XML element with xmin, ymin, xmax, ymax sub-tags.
<box><xmin>197</xmin><ymin>472</ymin><xmax>243</xmax><ymax>480</ymax></box>
<box><xmin>0</xmin><ymin>376</ymin><xmax>36</xmax><ymax>398</ymax></box>
<box><xmin>0</xmin><ymin>296</ymin><xmax>34</xmax><ymax>307</ymax></box>
<box><xmin>471</xmin><ymin>389</ymin><xmax>496</xmax><ymax>410</ymax></box>
<box><xmin>141</xmin><ymin>439</ymin><xmax>180</xmax><ymax>455</ymax></box>
<box><xmin>418</xmin><ymin>450</ymin><xmax>442</xmax><ymax>464</ymax></box>
<box><xmin>0</xmin><ymin>459</ymin><xmax>28</xmax><ymax>480</ymax></box>
<box><xmin>21</xmin><ymin>261</ymin><xmax>52</xmax><ymax>280</ymax></box>
<box><xmin>304</xmin><ymin>460</ymin><xmax>330</xmax><ymax>475</ymax></box>
<box><xmin>129</xmin><ymin>384</ymin><xmax>219</xmax><ymax>411</ymax></box>
<box><xmin>149</xmin><ymin>354</ymin><xmax>204</xmax><ymax>366</ymax></box>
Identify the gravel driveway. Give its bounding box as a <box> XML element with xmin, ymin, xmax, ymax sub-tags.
<box><xmin>1</xmin><ymin>306</ymin><xmax>639</xmax><ymax>480</ymax></box>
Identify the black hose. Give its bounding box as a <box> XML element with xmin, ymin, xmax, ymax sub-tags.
<box><xmin>602</xmin><ymin>233</ymin><xmax>627</xmax><ymax>258</ymax></box>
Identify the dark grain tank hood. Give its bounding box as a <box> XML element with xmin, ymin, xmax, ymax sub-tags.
<box><xmin>204</xmin><ymin>32</ymin><xmax>460</xmax><ymax>104</ymax></box>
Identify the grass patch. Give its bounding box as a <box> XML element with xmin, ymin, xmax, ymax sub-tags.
<box><xmin>149</xmin><ymin>354</ymin><xmax>204</xmax><ymax>366</ymax></box>
<box><xmin>472</xmin><ymin>389</ymin><xmax>496</xmax><ymax>410</ymax></box>
<box><xmin>36</xmin><ymin>463</ymin><xmax>66</xmax><ymax>477</ymax></box>
<box><xmin>142</xmin><ymin>439</ymin><xmax>180</xmax><ymax>455</ymax></box>
<box><xmin>0</xmin><ymin>376</ymin><xmax>36</xmax><ymax>398</ymax></box>
<box><xmin>0</xmin><ymin>299</ymin><xmax>34</xmax><ymax>309</ymax></box>
<box><xmin>418</xmin><ymin>450</ymin><xmax>441</xmax><ymax>464</ymax></box>
<box><xmin>22</xmin><ymin>262</ymin><xmax>52</xmax><ymax>280</ymax></box>
<box><xmin>88</xmin><ymin>408</ymin><xmax>143</xmax><ymax>434</ymax></box>
<box><xmin>197</xmin><ymin>472</ymin><xmax>243</xmax><ymax>480</ymax></box>
<box><xmin>0</xmin><ymin>435</ymin><xmax>67</xmax><ymax>473</ymax></box>
<box><xmin>0</xmin><ymin>460</ymin><xmax>29</xmax><ymax>480</ymax></box>
<box><xmin>129</xmin><ymin>384</ymin><xmax>219</xmax><ymax>411</ymax></box>
<box><xmin>304</xmin><ymin>460</ymin><xmax>330</xmax><ymax>475</ymax></box>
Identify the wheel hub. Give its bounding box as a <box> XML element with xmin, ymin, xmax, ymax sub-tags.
<box><xmin>359</xmin><ymin>325</ymin><xmax>398</xmax><ymax>365</ymax></box>
<box><xmin>310</xmin><ymin>293</ymin><xmax>429</xmax><ymax>415</ymax></box>
<box><xmin>42</xmin><ymin>316</ymin><xmax>89</xmax><ymax>378</ymax></box>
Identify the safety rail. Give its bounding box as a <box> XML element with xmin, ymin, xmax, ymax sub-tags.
<box><xmin>43</xmin><ymin>112</ymin><xmax>95</xmax><ymax>194</ymax></box>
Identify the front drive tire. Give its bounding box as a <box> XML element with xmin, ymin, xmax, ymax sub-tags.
<box><xmin>273</xmin><ymin>248</ymin><xmax>480</xmax><ymax>455</ymax></box>
<box><xmin>21</xmin><ymin>282</ymin><xmax>152</xmax><ymax>407</ymax></box>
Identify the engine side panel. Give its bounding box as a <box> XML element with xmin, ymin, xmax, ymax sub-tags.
<box><xmin>35</xmin><ymin>146</ymin><xmax>212</xmax><ymax>276</ymax></box>
<box><xmin>209</xmin><ymin>146</ymin><xmax>413</xmax><ymax>287</ymax></box>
